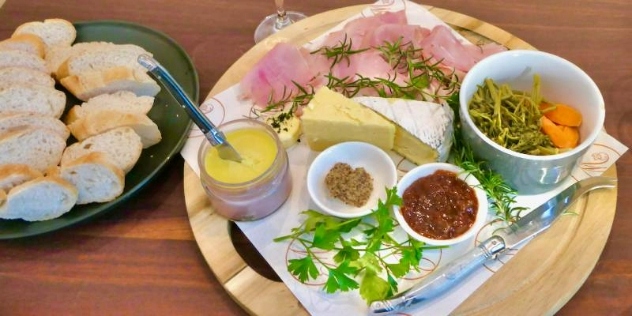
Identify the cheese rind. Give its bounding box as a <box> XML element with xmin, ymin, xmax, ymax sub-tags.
<box><xmin>353</xmin><ymin>97</ymin><xmax>454</xmax><ymax>164</ymax></box>
<box><xmin>301</xmin><ymin>88</ymin><xmax>395</xmax><ymax>151</ymax></box>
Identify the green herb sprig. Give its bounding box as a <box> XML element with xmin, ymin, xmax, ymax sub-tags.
<box><xmin>261</xmin><ymin>38</ymin><xmax>464</xmax><ymax>117</ymax></box>
<box><xmin>274</xmin><ymin>187</ymin><xmax>446</xmax><ymax>303</ymax></box>
<box><xmin>447</xmin><ymin>94</ymin><xmax>527</xmax><ymax>223</ymax></box>
<box><xmin>310</xmin><ymin>34</ymin><xmax>370</xmax><ymax>69</ymax></box>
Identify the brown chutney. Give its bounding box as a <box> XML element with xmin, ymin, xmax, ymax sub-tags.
<box><xmin>401</xmin><ymin>170</ymin><xmax>478</xmax><ymax>240</ymax></box>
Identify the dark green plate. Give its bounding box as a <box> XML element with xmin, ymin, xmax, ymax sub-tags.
<box><xmin>0</xmin><ymin>21</ymin><xmax>197</xmax><ymax>239</ymax></box>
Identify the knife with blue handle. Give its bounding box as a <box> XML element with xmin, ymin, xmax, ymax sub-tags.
<box><xmin>369</xmin><ymin>176</ymin><xmax>616</xmax><ymax>315</ymax></box>
<box><xmin>137</xmin><ymin>54</ymin><xmax>242</xmax><ymax>163</ymax></box>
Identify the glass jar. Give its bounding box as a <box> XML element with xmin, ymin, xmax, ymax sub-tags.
<box><xmin>197</xmin><ymin>119</ymin><xmax>292</xmax><ymax>221</ymax></box>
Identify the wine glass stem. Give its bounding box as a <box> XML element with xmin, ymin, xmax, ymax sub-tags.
<box><xmin>274</xmin><ymin>0</ymin><xmax>290</xmax><ymax>29</ymax></box>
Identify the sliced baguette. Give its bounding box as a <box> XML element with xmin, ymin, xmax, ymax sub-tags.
<box><xmin>0</xmin><ymin>128</ymin><xmax>66</xmax><ymax>173</ymax></box>
<box><xmin>47</xmin><ymin>42</ymin><xmax>150</xmax><ymax>78</ymax></box>
<box><xmin>0</xmin><ymin>34</ymin><xmax>46</xmax><ymax>58</ymax></box>
<box><xmin>68</xmin><ymin>110</ymin><xmax>161</xmax><ymax>148</ymax></box>
<box><xmin>57</xmin><ymin>48</ymin><xmax>151</xmax><ymax>78</ymax></box>
<box><xmin>0</xmin><ymin>84</ymin><xmax>66</xmax><ymax>118</ymax></box>
<box><xmin>0</xmin><ymin>164</ymin><xmax>43</xmax><ymax>191</ymax></box>
<box><xmin>60</xmin><ymin>152</ymin><xmax>124</xmax><ymax>205</ymax></box>
<box><xmin>0</xmin><ymin>67</ymin><xmax>55</xmax><ymax>87</ymax></box>
<box><xmin>12</xmin><ymin>18</ymin><xmax>76</xmax><ymax>50</ymax></box>
<box><xmin>0</xmin><ymin>176</ymin><xmax>77</xmax><ymax>221</ymax></box>
<box><xmin>0</xmin><ymin>50</ymin><xmax>48</xmax><ymax>73</ymax></box>
<box><xmin>65</xmin><ymin>91</ymin><xmax>154</xmax><ymax>124</ymax></box>
<box><xmin>0</xmin><ymin>113</ymin><xmax>69</xmax><ymax>139</ymax></box>
<box><xmin>60</xmin><ymin>66</ymin><xmax>160</xmax><ymax>101</ymax></box>
<box><xmin>62</xmin><ymin>127</ymin><xmax>142</xmax><ymax>173</ymax></box>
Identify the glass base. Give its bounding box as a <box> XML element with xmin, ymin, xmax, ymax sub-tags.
<box><xmin>254</xmin><ymin>11</ymin><xmax>307</xmax><ymax>43</ymax></box>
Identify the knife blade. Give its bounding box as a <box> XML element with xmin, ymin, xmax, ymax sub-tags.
<box><xmin>369</xmin><ymin>176</ymin><xmax>617</xmax><ymax>315</ymax></box>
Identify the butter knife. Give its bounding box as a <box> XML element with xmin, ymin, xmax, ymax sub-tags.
<box><xmin>369</xmin><ymin>176</ymin><xmax>617</xmax><ymax>315</ymax></box>
<box><xmin>137</xmin><ymin>55</ymin><xmax>242</xmax><ymax>162</ymax></box>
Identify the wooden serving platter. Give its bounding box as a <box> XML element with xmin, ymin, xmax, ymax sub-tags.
<box><xmin>183</xmin><ymin>5</ymin><xmax>619</xmax><ymax>315</ymax></box>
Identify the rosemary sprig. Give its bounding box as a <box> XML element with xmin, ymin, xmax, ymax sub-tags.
<box><xmin>311</xmin><ymin>34</ymin><xmax>370</xmax><ymax>69</ymax></box>
<box><xmin>263</xmin><ymin>38</ymin><xmax>462</xmax><ymax>115</ymax></box>
<box><xmin>447</xmin><ymin>94</ymin><xmax>527</xmax><ymax>223</ymax></box>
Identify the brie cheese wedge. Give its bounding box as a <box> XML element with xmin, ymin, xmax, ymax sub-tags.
<box><xmin>353</xmin><ymin>97</ymin><xmax>454</xmax><ymax>164</ymax></box>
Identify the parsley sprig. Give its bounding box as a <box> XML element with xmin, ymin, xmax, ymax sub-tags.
<box><xmin>274</xmin><ymin>187</ymin><xmax>446</xmax><ymax>302</ymax></box>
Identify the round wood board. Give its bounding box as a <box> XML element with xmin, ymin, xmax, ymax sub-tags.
<box><xmin>184</xmin><ymin>5</ymin><xmax>619</xmax><ymax>315</ymax></box>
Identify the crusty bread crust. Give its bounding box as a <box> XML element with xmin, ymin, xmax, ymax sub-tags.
<box><xmin>0</xmin><ymin>112</ymin><xmax>70</xmax><ymax>139</ymax></box>
<box><xmin>68</xmin><ymin>110</ymin><xmax>161</xmax><ymax>148</ymax></box>
<box><xmin>0</xmin><ymin>34</ymin><xmax>46</xmax><ymax>58</ymax></box>
<box><xmin>0</xmin><ymin>67</ymin><xmax>55</xmax><ymax>87</ymax></box>
<box><xmin>0</xmin><ymin>175</ymin><xmax>78</xmax><ymax>221</ymax></box>
<box><xmin>63</xmin><ymin>152</ymin><xmax>125</xmax><ymax>183</ymax></box>
<box><xmin>12</xmin><ymin>18</ymin><xmax>76</xmax><ymax>49</ymax></box>
<box><xmin>0</xmin><ymin>127</ymin><xmax>66</xmax><ymax>173</ymax></box>
<box><xmin>60</xmin><ymin>66</ymin><xmax>160</xmax><ymax>101</ymax></box>
<box><xmin>0</xmin><ymin>164</ymin><xmax>43</xmax><ymax>191</ymax></box>
<box><xmin>0</xmin><ymin>50</ymin><xmax>48</xmax><ymax>74</ymax></box>
<box><xmin>61</xmin><ymin>152</ymin><xmax>124</xmax><ymax>204</ymax></box>
<box><xmin>64</xmin><ymin>105</ymin><xmax>81</xmax><ymax>125</ymax></box>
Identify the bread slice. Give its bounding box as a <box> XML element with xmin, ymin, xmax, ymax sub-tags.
<box><xmin>0</xmin><ymin>50</ymin><xmax>48</xmax><ymax>73</ymax></box>
<box><xmin>12</xmin><ymin>18</ymin><xmax>76</xmax><ymax>50</ymax></box>
<box><xmin>65</xmin><ymin>91</ymin><xmax>154</xmax><ymax>124</ymax></box>
<box><xmin>0</xmin><ymin>176</ymin><xmax>77</xmax><ymax>221</ymax></box>
<box><xmin>47</xmin><ymin>42</ymin><xmax>150</xmax><ymax>78</ymax></box>
<box><xmin>0</xmin><ymin>113</ymin><xmax>69</xmax><ymax>139</ymax></box>
<box><xmin>0</xmin><ymin>34</ymin><xmax>46</xmax><ymax>58</ymax></box>
<box><xmin>0</xmin><ymin>67</ymin><xmax>55</xmax><ymax>87</ymax></box>
<box><xmin>46</xmin><ymin>42</ymin><xmax>111</xmax><ymax>77</ymax></box>
<box><xmin>60</xmin><ymin>66</ymin><xmax>160</xmax><ymax>101</ymax></box>
<box><xmin>60</xmin><ymin>152</ymin><xmax>124</xmax><ymax>205</ymax></box>
<box><xmin>62</xmin><ymin>127</ymin><xmax>142</xmax><ymax>173</ymax></box>
<box><xmin>0</xmin><ymin>128</ymin><xmax>66</xmax><ymax>173</ymax></box>
<box><xmin>0</xmin><ymin>164</ymin><xmax>43</xmax><ymax>191</ymax></box>
<box><xmin>57</xmin><ymin>48</ymin><xmax>151</xmax><ymax>79</ymax></box>
<box><xmin>0</xmin><ymin>84</ymin><xmax>66</xmax><ymax>118</ymax></box>
<box><xmin>68</xmin><ymin>110</ymin><xmax>161</xmax><ymax>148</ymax></box>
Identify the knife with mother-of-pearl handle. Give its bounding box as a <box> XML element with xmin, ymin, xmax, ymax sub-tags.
<box><xmin>369</xmin><ymin>176</ymin><xmax>617</xmax><ymax>315</ymax></box>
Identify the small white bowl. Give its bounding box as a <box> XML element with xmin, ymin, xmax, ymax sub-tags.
<box><xmin>459</xmin><ymin>50</ymin><xmax>605</xmax><ymax>194</ymax></box>
<box><xmin>307</xmin><ymin>142</ymin><xmax>397</xmax><ymax>218</ymax></box>
<box><xmin>394</xmin><ymin>163</ymin><xmax>488</xmax><ymax>246</ymax></box>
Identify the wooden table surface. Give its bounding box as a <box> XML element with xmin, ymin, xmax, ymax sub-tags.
<box><xmin>0</xmin><ymin>0</ymin><xmax>630</xmax><ymax>315</ymax></box>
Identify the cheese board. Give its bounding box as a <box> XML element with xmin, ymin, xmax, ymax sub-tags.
<box><xmin>183</xmin><ymin>4</ymin><xmax>619</xmax><ymax>316</ymax></box>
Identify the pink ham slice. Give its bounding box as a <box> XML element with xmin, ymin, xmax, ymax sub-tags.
<box><xmin>418</xmin><ymin>25</ymin><xmax>507</xmax><ymax>72</ymax></box>
<box><xmin>240</xmin><ymin>42</ymin><xmax>327</xmax><ymax>107</ymax></box>
<box><xmin>322</xmin><ymin>10</ymin><xmax>408</xmax><ymax>49</ymax></box>
<box><xmin>361</xmin><ymin>24</ymin><xmax>430</xmax><ymax>48</ymax></box>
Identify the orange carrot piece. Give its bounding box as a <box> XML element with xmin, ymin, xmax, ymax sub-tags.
<box><xmin>539</xmin><ymin>103</ymin><xmax>582</xmax><ymax>127</ymax></box>
<box><xmin>540</xmin><ymin>116</ymin><xmax>579</xmax><ymax>148</ymax></box>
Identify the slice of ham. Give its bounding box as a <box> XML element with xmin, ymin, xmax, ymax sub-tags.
<box><xmin>361</xmin><ymin>24</ymin><xmax>430</xmax><ymax>48</ymax></box>
<box><xmin>321</xmin><ymin>10</ymin><xmax>408</xmax><ymax>50</ymax></box>
<box><xmin>418</xmin><ymin>25</ymin><xmax>507</xmax><ymax>72</ymax></box>
<box><xmin>240</xmin><ymin>43</ymin><xmax>327</xmax><ymax>107</ymax></box>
